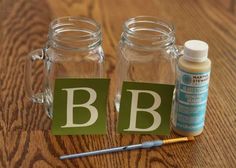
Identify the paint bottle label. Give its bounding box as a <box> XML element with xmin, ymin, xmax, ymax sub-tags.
<box><xmin>172</xmin><ymin>68</ymin><xmax>210</xmax><ymax>132</ymax></box>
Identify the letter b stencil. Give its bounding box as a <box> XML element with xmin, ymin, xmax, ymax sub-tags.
<box><xmin>52</xmin><ymin>78</ymin><xmax>110</xmax><ymax>135</ymax></box>
<box><xmin>118</xmin><ymin>81</ymin><xmax>174</xmax><ymax>135</ymax></box>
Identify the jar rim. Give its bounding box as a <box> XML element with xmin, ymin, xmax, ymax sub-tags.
<box><xmin>48</xmin><ymin>16</ymin><xmax>102</xmax><ymax>51</ymax></box>
<box><xmin>123</xmin><ymin>16</ymin><xmax>175</xmax><ymax>39</ymax></box>
<box><xmin>122</xmin><ymin>16</ymin><xmax>175</xmax><ymax>50</ymax></box>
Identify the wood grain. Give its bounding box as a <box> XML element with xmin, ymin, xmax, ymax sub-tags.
<box><xmin>217</xmin><ymin>0</ymin><xmax>236</xmax><ymax>14</ymax></box>
<box><xmin>0</xmin><ymin>0</ymin><xmax>236</xmax><ymax>167</ymax></box>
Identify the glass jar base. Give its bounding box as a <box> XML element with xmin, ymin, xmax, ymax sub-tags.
<box><xmin>114</xmin><ymin>94</ymin><xmax>121</xmax><ymax>112</ymax></box>
<box><xmin>44</xmin><ymin>105</ymin><xmax>53</xmax><ymax>119</ymax></box>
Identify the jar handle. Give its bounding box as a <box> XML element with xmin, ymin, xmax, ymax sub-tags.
<box><xmin>174</xmin><ymin>45</ymin><xmax>184</xmax><ymax>58</ymax></box>
<box><xmin>25</xmin><ymin>49</ymin><xmax>45</xmax><ymax>103</ymax></box>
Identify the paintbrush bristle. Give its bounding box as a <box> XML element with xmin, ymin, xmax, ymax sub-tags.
<box><xmin>163</xmin><ymin>136</ymin><xmax>195</xmax><ymax>145</ymax></box>
<box><xmin>187</xmin><ymin>136</ymin><xmax>195</xmax><ymax>141</ymax></box>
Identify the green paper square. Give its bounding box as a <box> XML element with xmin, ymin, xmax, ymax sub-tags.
<box><xmin>52</xmin><ymin>78</ymin><xmax>110</xmax><ymax>135</ymax></box>
<box><xmin>118</xmin><ymin>81</ymin><xmax>174</xmax><ymax>135</ymax></box>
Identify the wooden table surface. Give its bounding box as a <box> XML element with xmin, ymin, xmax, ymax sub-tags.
<box><xmin>0</xmin><ymin>0</ymin><xmax>236</xmax><ymax>167</ymax></box>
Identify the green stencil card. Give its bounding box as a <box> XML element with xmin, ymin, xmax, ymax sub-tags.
<box><xmin>52</xmin><ymin>78</ymin><xmax>110</xmax><ymax>135</ymax></box>
<box><xmin>118</xmin><ymin>81</ymin><xmax>175</xmax><ymax>135</ymax></box>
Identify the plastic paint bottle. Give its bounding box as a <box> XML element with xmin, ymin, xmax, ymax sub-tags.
<box><xmin>172</xmin><ymin>40</ymin><xmax>211</xmax><ymax>136</ymax></box>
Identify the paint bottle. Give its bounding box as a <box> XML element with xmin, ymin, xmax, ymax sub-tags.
<box><xmin>172</xmin><ymin>40</ymin><xmax>211</xmax><ymax>136</ymax></box>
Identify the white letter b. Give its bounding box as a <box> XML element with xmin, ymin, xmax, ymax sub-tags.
<box><xmin>124</xmin><ymin>90</ymin><xmax>161</xmax><ymax>132</ymax></box>
<box><xmin>61</xmin><ymin>87</ymin><xmax>98</xmax><ymax>128</ymax></box>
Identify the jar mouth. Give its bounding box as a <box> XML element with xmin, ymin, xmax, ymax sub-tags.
<box><xmin>123</xmin><ymin>16</ymin><xmax>175</xmax><ymax>49</ymax></box>
<box><xmin>49</xmin><ymin>16</ymin><xmax>102</xmax><ymax>51</ymax></box>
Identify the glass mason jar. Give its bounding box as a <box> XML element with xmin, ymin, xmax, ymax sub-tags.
<box><xmin>25</xmin><ymin>16</ymin><xmax>104</xmax><ymax>118</ymax></box>
<box><xmin>115</xmin><ymin>16</ymin><xmax>182</xmax><ymax>111</ymax></box>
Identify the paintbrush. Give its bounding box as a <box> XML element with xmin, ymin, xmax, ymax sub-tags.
<box><xmin>60</xmin><ymin>136</ymin><xmax>194</xmax><ymax>160</ymax></box>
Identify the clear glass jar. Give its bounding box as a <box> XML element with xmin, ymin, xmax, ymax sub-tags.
<box><xmin>25</xmin><ymin>16</ymin><xmax>104</xmax><ymax>118</ymax></box>
<box><xmin>115</xmin><ymin>16</ymin><xmax>182</xmax><ymax>111</ymax></box>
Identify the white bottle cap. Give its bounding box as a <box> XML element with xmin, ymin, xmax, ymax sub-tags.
<box><xmin>183</xmin><ymin>40</ymin><xmax>208</xmax><ymax>62</ymax></box>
